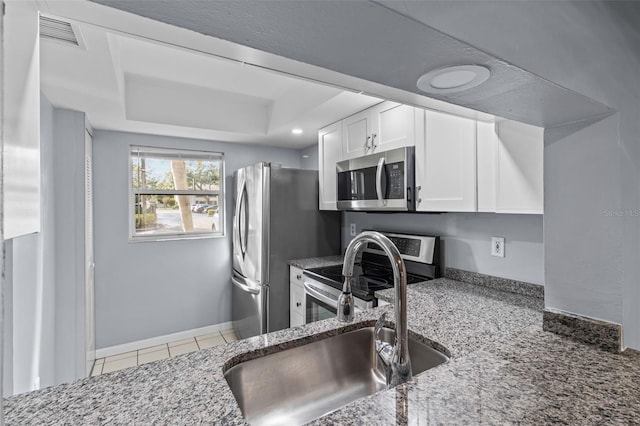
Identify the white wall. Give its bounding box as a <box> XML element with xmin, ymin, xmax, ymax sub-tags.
<box><xmin>3</xmin><ymin>0</ymin><xmax>40</xmax><ymax>239</ymax></box>
<box><xmin>38</xmin><ymin>95</ymin><xmax>57</xmax><ymax>389</ymax></box>
<box><xmin>344</xmin><ymin>212</ymin><xmax>543</xmax><ymax>285</ymax></box>
<box><xmin>10</xmin><ymin>234</ymin><xmax>42</xmax><ymax>394</ymax></box>
<box><xmin>93</xmin><ymin>130</ymin><xmax>303</xmax><ymax>348</ymax></box>
<box><xmin>2</xmin><ymin>94</ymin><xmax>58</xmax><ymax>397</ymax></box>
<box><xmin>52</xmin><ymin>107</ymin><xmax>90</xmax><ymax>384</ymax></box>
<box><xmin>0</xmin><ymin>0</ymin><xmax>5</xmax><ymax>408</ymax></box>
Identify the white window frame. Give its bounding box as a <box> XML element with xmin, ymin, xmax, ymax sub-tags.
<box><xmin>129</xmin><ymin>145</ymin><xmax>225</xmax><ymax>242</ymax></box>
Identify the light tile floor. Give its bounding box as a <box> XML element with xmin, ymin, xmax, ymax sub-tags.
<box><xmin>91</xmin><ymin>328</ymin><xmax>238</xmax><ymax>377</ymax></box>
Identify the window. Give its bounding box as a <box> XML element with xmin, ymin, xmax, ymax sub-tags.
<box><xmin>130</xmin><ymin>146</ymin><xmax>224</xmax><ymax>240</ymax></box>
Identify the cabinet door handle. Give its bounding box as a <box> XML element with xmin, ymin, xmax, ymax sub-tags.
<box><xmin>296</xmin><ymin>302</ymin><xmax>301</xmax><ymax>307</ymax></box>
<box><xmin>371</xmin><ymin>133</ymin><xmax>377</xmax><ymax>150</ymax></box>
<box><xmin>296</xmin><ymin>274</ymin><xmax>302</xmax><ymax>280</ymax></box>
<box><xmin>364</xmin><ymin>136</ymin><xmax>371</xmax><ymax>151</ymax></box>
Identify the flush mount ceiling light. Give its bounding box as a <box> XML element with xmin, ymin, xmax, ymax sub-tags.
<box><xmin>291</xmin><ymin>128</ymin><xmax>303</xmax><ymax>135</ymax></box>
<box><xmin>417</xmin><ymin>65</ymin><xmax>490</xmax><ymax>94</ymax></box>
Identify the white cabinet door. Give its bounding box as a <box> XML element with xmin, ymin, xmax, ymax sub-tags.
<box><xmin>476</xmin><ymin>121</ymin><xmax>497</xmax><ymax>212</ymax></box>
<box><xmin>371</xmin><ymin>102</ymin><xmax>418</xmax><ymax>152</ymax></box>
<box><xmin>495</xmin><ymin>120</ymin><xmax>544</xmax><ymax>214</ymax></box>
<box><xmin>342</xmin><ymin>109</ymin><xmax>372</xmax><ymax>159</ymax></box>
<box><xmin>416</xmin><ymin>110</ymin><xmax>477</xmax><ymax>212</ymax></box>
<box><xmin>318</xmin><ymin>121</ymin><xmax>343</xmax><ymax>210</ymax></box>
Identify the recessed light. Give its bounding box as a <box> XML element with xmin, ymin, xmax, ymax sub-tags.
<box><xmin>417</xmin><ymin>65</ymin><xmax>490</xmax><ymax>94</ymax></box>
<box><xmin>291</xmin><ymin>128</ymin><xmax>303</xmax><ymax>135</ymax></box>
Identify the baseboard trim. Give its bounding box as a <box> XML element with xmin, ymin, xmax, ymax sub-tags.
<box><xmin>95</xmin><ymin>321</ymin><xmax>234</xmax><ymax>359</ymax></box>
<box><xmin>543</xmin><ymin>309</ymin><xmax>621</xmax><ymax>353</ymax></box>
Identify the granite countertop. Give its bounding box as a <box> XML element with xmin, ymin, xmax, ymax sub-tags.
<box><xmin>6</xmin><ymin>278</ymin><xmax>640</xmax><ymax>424</ymax></box>
<box><xmin>288</xmin><ymin>255</ymin><xmax>343</xmax><ymax>270</ymax></box>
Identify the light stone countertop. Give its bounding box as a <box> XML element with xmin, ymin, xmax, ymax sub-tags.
<box><xmin>6</xmin><ymin>278</ymin><xmax>640</xmax><ymax>425</ymax></box>
<box><xmin>288</xmin><ymin>255</ymin><xmax>343</xmax><ymax>270</ymax></box>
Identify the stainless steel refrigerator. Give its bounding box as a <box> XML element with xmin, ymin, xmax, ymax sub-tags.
<box><xmin>231</xmin><ymin>162</ymin><xmax>341</xmax><ymax>339</ymax></box>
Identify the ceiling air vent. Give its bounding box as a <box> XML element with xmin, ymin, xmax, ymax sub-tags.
<box><xmin>39</xmin><ymin>16</ymin><xmax>79</xmax><ymax>46</ymax></box>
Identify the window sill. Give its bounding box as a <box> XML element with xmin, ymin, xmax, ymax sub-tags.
<box><xmin>128</xmin><ymin>232</ymin><xmax>226</xmax><ymax>243</ymax></box>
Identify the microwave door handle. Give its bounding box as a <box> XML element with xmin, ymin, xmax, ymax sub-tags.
<box><xmin>376</xmin><ymin>157</ymin><xmax>387</xmax><ymax>206</ymax></box>
<box><xmin>304</xmin><ymin>282</ymin><xmax>339</xmax><ymax>309</ymax></box>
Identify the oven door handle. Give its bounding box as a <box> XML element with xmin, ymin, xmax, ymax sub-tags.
<box><xmin>304</xmin><ymin>282</ymin><xmax>339</xmax><ymax>309</ymax></box>
<box><xmin>375</xmin><ymin>157</ymin><xmax>387</xmax><ymax>206</ymax></box>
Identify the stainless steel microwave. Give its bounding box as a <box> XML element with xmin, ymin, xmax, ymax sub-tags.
<box><xmin>336</xmin><ymin>146</ymin><xmax>415</xmax><ymax>211</ymax></box>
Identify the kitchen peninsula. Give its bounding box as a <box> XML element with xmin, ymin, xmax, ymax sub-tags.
<box><xmin>6</xmin><ymin>276</ymin><xmax>640</xmax><ymax>424</ymax></box>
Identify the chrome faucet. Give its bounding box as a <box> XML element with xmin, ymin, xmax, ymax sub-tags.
<box><xmin>338</xmin><ymin>231</ymin><xmax>412</xmax><ymax>387</ymax></box>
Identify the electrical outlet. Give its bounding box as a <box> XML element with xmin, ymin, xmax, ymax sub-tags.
<box><xmin>491</xmin><ymin>237</ymin><xmax>505</xmax><ymax>258</ymax></box>
<box><xmin>350</xmin><ymin>223</ymin><xmax>357</xmax><ymax>236</ymax></box>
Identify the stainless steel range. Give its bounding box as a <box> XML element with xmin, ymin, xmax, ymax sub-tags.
<box><xmin>302</xmin><ymin>232</ymin><xmax>440</xmax><ymax>324</ymax></box>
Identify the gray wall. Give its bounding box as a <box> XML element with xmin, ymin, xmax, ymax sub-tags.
<box><xmin>93</xmin><ymin>130</ymin><xmax>303</xmax><ymax>348</ymax></box>
<box><xmin>407</xmin><ymin>1</ymin><xmax>639</xmax><ymax>348</ymax></box>
<box><xmin>300</xmin><ymin>144</ymin><xmax>318</xmax><ymax>170</ymax></box>
<box><xmin>344</xmin><ymin>212</ymin><xmax>543</xmax><ymax>285</ymax></box>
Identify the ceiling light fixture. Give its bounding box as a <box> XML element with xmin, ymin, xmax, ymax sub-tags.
<box><xmin>417</xmin><ymin>65</ymin><xmax>490</xmax><ymax>94</ymax></box>
<box><xmin>291</xmin><ymin>128</ymin><xmax>303</xmax><ymax>135</ymax></box>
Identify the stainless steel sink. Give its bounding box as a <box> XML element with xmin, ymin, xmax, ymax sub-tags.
<box><xmin>224</xmin><ymin>326</ymin><xmax>448</xmax><ymax>425</ymax></box>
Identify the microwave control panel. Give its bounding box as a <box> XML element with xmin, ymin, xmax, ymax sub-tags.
<box><xmin>387</xmin><ymin>162</ymin><xmax>405</xmax><ymax>199</ymax></box>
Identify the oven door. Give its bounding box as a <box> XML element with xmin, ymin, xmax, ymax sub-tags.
<box><xmin>304</xmin><ymin>282</ymin><xmax>340</xmax><ymax>324</ymax></box>
<box><xmin>303</xmin><ymin>280</ymin><xmax>373</xmax><ymax>324</ymax></box>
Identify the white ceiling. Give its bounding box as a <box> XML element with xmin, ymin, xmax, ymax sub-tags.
<box><xmin>39</xmin><ymin>16</ymin><xmax>383</xmax><ymax>148</ymax></box>
<box><xmin>83</xmin><ymin>0</ymin><xmax>615</xmax><ymax>128</ymax></box>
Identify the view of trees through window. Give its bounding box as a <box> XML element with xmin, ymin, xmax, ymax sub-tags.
<box><xmin>130</xmin><ymin>147</ymin><xmax>223</xmax><ymax>238</ymax></box>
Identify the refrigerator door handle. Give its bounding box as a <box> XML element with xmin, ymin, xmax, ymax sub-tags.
<box><xmin>232</xmin><ymin>274</ymin><xmax>261</xmax><ymax>295</ymax></box>
<box><xmin>241</xmin><ymin>186</ymin><xmax>249</xmax><ymax>256</ymax></box>
<box><xmin>236</xmin><ymin>181</ymin><xmax>247</xmax><ymax>257</ymax></box>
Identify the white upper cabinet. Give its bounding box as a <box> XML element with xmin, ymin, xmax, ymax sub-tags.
<box><xmin>342</xmin><ymin>101</ymin><xmax>417</xmax><ymax>159</ymax></box>
<box><xmin>416</xmin><ymin>110</ymin><xmax>477</xmax><ymax>212</ymax></box>
<box><xmin>476</xmin><ymin>119</ymin><xmax>544</xmax><ymax>214</ymax></box>
<box><xmin>342</xmin><ymin>108</ymin><xmax>372</xmax><ymax>159</ymax></box>
<box><xmin>318</xmin><ymin>121</ymin><xmax>343</xmax><ymax>211</ymax></box>
<box><xmin>476</xmin><ymin>121</ymin><xmax>497</xmax><ymax>212</ymax></box>
<box><xmin>495</xmin><ymin>120</ymin><xmax>544</xmax><ymax>214</ymax></box>
<box><xmin>319</xmin><ymin>103</ymin><xmax>543</xmax><ymax>214</ymax></box>
<box><xmin>370</xmin><ymin>102</ymin><xmax>418</xmax><ymax>152</ymax></box>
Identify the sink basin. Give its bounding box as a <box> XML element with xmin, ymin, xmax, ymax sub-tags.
<box><xmin>224</xmin><ymin>326</ymin><xmax>448</xmax><ymax>425</ymax></box>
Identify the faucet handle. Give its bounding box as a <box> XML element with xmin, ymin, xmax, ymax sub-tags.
<box><xmin>375</xmin><ymin>312</ymin><xmax>393</xmax><ymax>365</ymax></box>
